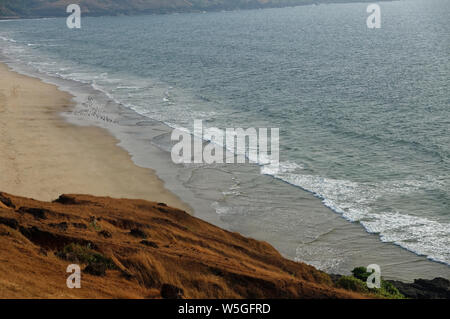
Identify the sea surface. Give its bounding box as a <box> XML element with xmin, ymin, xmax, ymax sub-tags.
<box><xmin>1</xmin><ymin>0</ymin><xmax>449</xmax><ymax>280</ymax></box>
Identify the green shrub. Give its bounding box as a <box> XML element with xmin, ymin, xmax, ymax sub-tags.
<box><xmin>347</xmin><ymin>266</ymin><xmax>405</xmax><ymax>299</ymax></box>
<box><xmin>336</xmin><ymin>276</ymin><xmax>368</xmax><ymax>293</ymax></box>
<box><xmin>56</xmin><ymin>243</ymin><xmax>115</xmax><ymax>269</ymax></box>
<box><xmin>351</xmin><ymin>266</ymin><xmax>372</xmax><ymax>282</ymax></box>
<box><xmin>374</xmin><ymin>280</ymin><xmax>404</xmax><ymax>299</ymax></box>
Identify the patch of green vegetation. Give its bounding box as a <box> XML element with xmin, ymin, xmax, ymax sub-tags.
<box><xmin>351</xmin><ymin>266</ymin><xmax>372</xmax><ymax>282</ymax></box>
<box><xmin>338</xmin><ymin>267</ymin><xmax>405</xmax><ymax>299</ymax></box>
<box><xmin>376</xmin><ymin>280</ymin><xmax>404</xmax><ymax>299</ymax></box>
<box><xmin>56</xmin><ymin>243</ymin><xmax>115</xmax><ymax>269</ymax></box>
<box><xmin>336</xmin><ymin>276</ymin><xmax>369</xmax><ymax>293</ymax></box>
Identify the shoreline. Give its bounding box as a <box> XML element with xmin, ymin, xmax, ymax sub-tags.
<box><xmin>0</xmin><ymin>62</ymin><xmax>191</xmax><ymax>212</ymax></box>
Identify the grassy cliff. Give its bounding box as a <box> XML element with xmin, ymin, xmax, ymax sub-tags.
<box><xmin>0</xmin><ymin>192</ymin><xmax>366</xmax><ymax>298</ymax></box>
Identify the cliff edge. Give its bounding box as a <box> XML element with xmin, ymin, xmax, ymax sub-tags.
<box><xmin>0</xmin><ymin>191</ymin><xmax>364</xmax><ymax>298</ymax></box>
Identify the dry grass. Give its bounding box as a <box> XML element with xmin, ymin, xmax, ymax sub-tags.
<box><xmin>0</xmin><ymin>192</ymin><xmax>366</xmax><ymax>299</ymax></box>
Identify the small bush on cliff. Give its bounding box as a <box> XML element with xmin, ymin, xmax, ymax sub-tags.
<box><xmin>56</xmin><ymin>243</ymin><xmax>115</xmax><ymax>270</ymax></box>
<box><xmin>352</xmin><ymin>266</ymin><xmax>372</xmax><ymax>282</ymax></box>
<box><xmin>347</xmin><ymin>267</ymin><xmax>404</xmax><ymax>299</ymax></box>
<box><xmin>336</xmin><ymin>276</ymin><xmax>368</xmax><ymax>293</ymax></box>
<box><xmin>376</xmin><ymin>280</ymin><xmax>404</xmax><ymax>299</ymax></box>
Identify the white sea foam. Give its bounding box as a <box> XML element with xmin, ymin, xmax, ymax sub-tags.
<box><xmin>0</xmin><ymin>35</ymin><xmax>16</xmax><ymax>42</ymax></box>
<box><xmin>265</xmin><ymin>161</ymin><xmax>450</xmax><ymax>265</ymax></box>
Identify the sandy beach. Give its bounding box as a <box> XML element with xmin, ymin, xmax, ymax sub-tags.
<box><xmin>0</xmin><ymin>62</ymin><xmax>190</xmax><ymax>212</ymax></box>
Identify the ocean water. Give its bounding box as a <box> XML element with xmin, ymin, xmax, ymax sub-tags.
<box><xmin>1</xmin><ymin>0</ymin><xmax>449</xmax><ymax>279</ymax></box>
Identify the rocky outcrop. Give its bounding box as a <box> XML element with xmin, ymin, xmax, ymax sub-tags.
<box><xmin>388</xmin><ymin>278</ymin><xmax>450</xmax><ymax>299</ymax></box>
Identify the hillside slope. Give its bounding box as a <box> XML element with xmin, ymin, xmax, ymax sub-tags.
<box><xmin>0</xmin><ymin>192</ymin><xmax>364</xmax><ymax>298</ymax></box>
<box><xmin>0</xmin><ymin>0</ymin><xmax>375</xmax><ymax>18</ymax></box>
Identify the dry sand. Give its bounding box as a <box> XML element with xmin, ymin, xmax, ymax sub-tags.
<box><xmin>0</xmin><ymin>62</ymin><xmax>190</xmax><ymax>212</ymax></box>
